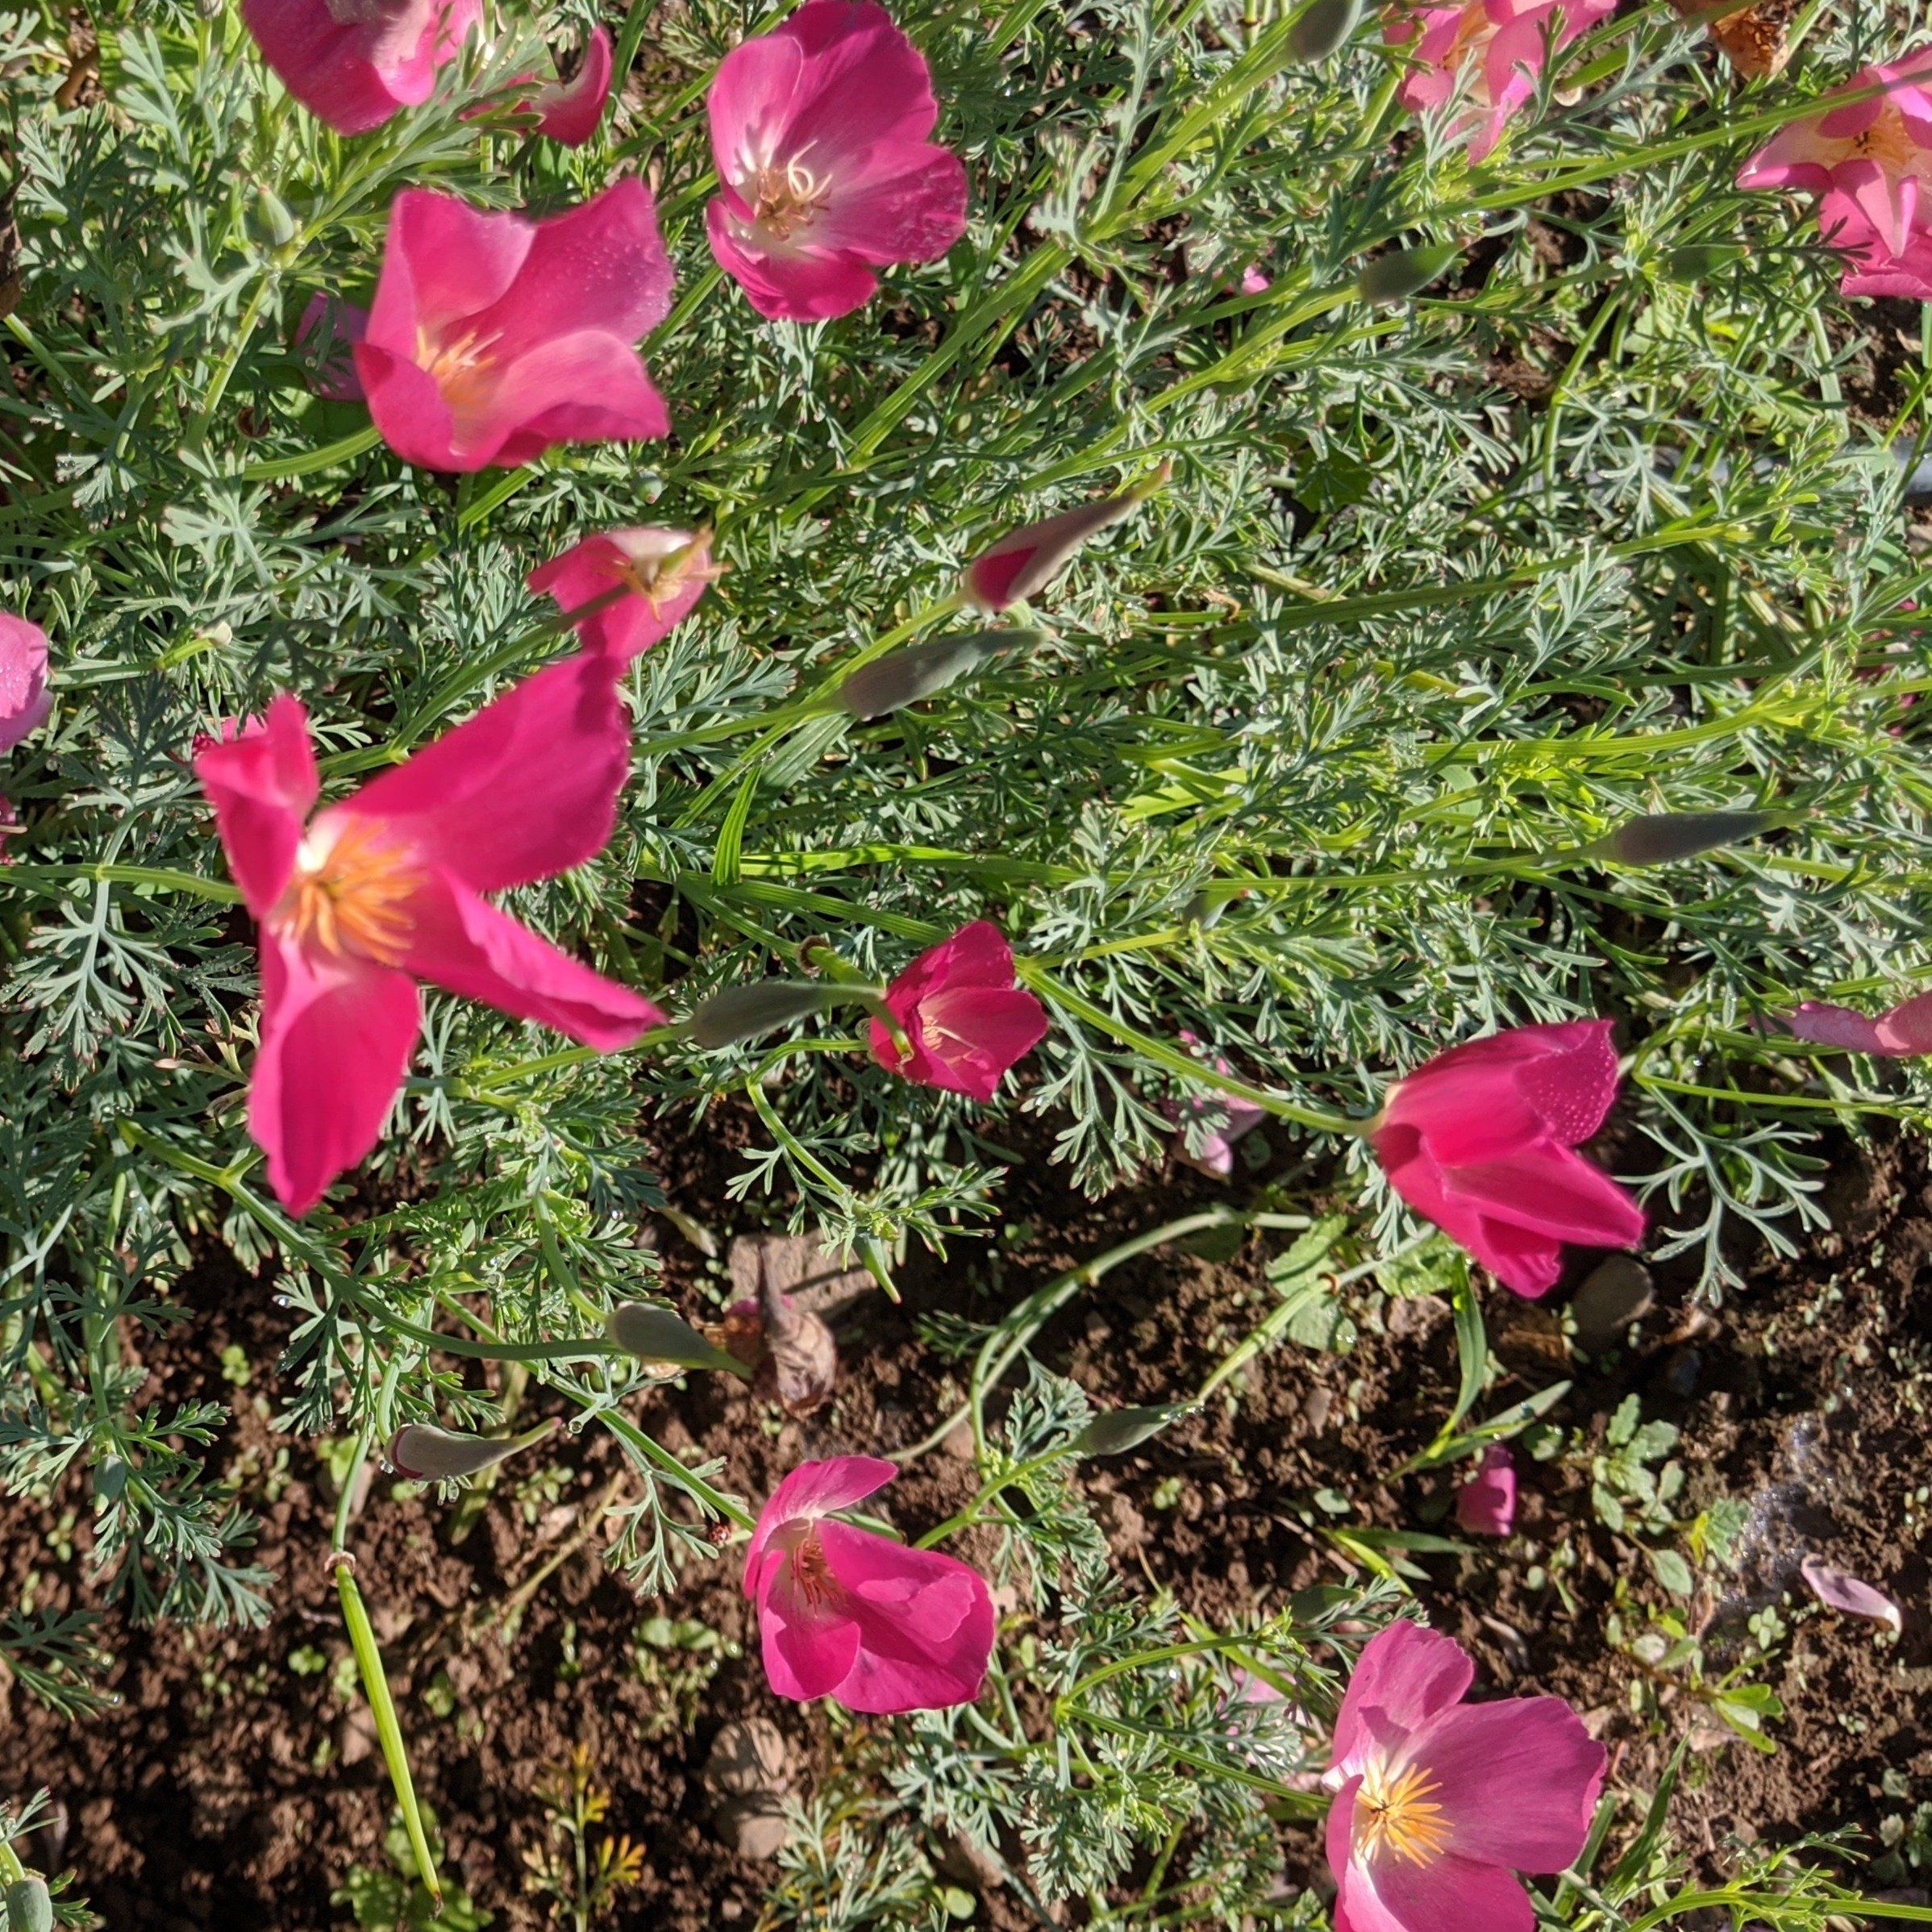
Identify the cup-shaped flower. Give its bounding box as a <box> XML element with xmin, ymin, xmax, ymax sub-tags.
<box><xmin>1371</xmin><ymin>1020</ymin><xmax>1645</xmax><ymax>1300</ymax></box>
<box><xmin>241</xmin><ymin>0</ymin><xmax>481</xmax><ymax>135</ymax></box>
<box><xmin>706</xmin><ymin>0</ymin><xmax>968</xmax><ymax>321</ymax></box>
<box><xmin>1386</xmin><ymin>0</ymin><xmax>1616</xmax><ymax>161</ymax></box>
<box><xmin>354</xmin><ymin>182</ymin><xmax>674</xmax><ymax>473</ymax></box>
<box><xmin>0</xmin><ymin>613</ymin><xmax>52</xmax><ymax>752</ymax></box>
<box><xmin>1737</xmin><ymin>49</ymin><xmax>1932</xmax><ymax>285</ymax></box>
<box><xmin>744</xmin><ymin>1455</ymin><xmax>995</xmax><ymax>1713</ymax></box>
<box><xmin>866</xmin><ymin>920</ymin><xmax>1048</xmax><ymax>1099</ymax></box>
<box><xmin>194</xmin><ymin>655</ymin><xmax>664</xmax><ymax>1215</ymax></box>
<box><xmin>1326</xmin><ymin>1621</ymin><xmax>1605</xmax><ymax>1932</ymax></box>
<box><xmin>1453</xmin><ymin>1444</ymin><xmax>1517</xmax><ymax>1536</ymax></box>
<box><xmin>528</xmin><ymin>527</ymin><xmax>719</xmax><ymax>660</ymax></box>
<box><xmin>296</xmin><ymin>293</ymin><xmax>370</xmax><ymax>402</ymax></box>
<box><xmin>962</xmin><ymin>468</ymin><xmax>1169</xmax><ymax>614</ymax></box>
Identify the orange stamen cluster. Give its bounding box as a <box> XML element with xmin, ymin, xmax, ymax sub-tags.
<box><xmin>1355</xmin><ymin>1760</ymin><xmax>1451</xmax><ymax>1867</ymax></box>
<box><xmin>788</xmin><ymin>1529</ymin><xmax>837</xmax><ymax>1605</ymax></box>
<box><xmin>750</xmin><ymin>156</ymin><xmax>832</xmax><ymax>240</ymax></box>
<box><xmin>280</xmin><ymin>817</ymin><xmax>423</xmax><ymax>968</ymax></box>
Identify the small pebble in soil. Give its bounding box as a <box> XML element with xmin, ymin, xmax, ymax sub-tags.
<box><xmin>1570</xmin><ymin>1254</ymin><xmax>1655</xmax><ymax>1352</ymax></box>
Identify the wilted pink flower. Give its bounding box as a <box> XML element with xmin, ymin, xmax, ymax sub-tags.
<box><xmin>241</xmin><ymin>0</ymin><xmax>481</xmax><ymax>135</ymax></box>
<box><xmin>1799</xmin><ymin>1557</ymin><xmax>1903</xmax><ymax>1633</ymax></box>
<box><xmin>1387</xmin><ymin>0</ymin><xmax>1616</xmax><ymax>161</ymax></box>
<box><xmin>866</xmin><ymin>920</ymin><xmax>1048</xmax><ymax>1100</ymax></box>
<box><xmin>0</xmin><ymin>614</ymin><xmax>52</xmax><ymax>752</ymax></box>
<box><xmin>963</xmin><ymin>467</ymin><xmax>1169</xmax><ymax>613</ymax></box>
<box><xmin>296</xmin><ymin>294</ymin><xmax>369</xmax><ymax>403</ymax></box>
<box><xmin>1738</xmin><ymin>50</ymin><xmax>1932</xmax><ymax>294</ymax></box>
<box><xmin>353</xmin><ymin>181</ymin><xmax>673</xmax><ymax>473</ymax></box>
<box><xmin>1164</xmin><ymin>1031</ymin><xmax>1266</xmax><ymax>1177</ymax></box>
<box><xmin>1781</xmin><ymin>993</ymin><xmax>1932</xmax><ymax>1056</ymax></box>
<box><xmin>1325</xmin><ymin>1622</ymin><xmax>1605</xmax><ymax>1932</ymax></box>
<box><xmin>706</xmin><ymin>0</ymin><xmax>968</xmax><ymax>321</ymax></box>
<box><xmin>194</xmin><ymin>656</ymin><xmax>664</xmax><ymax>1215</ymax></box>
<box><xmin>1371</xmin><ymin>1020</ymin><xmax>1646</xmax><ymax>1301</ymax></box>
<box><xmin>527</xmin><ymin>528</ymin><xmax>720</xmax><ymax>661</ymax></box>
<box><xmin>1454</xmin><ymin>1445</ymin><xmax>1518</xmax><ymax>1537</ymax></box>
<box><xmin>744</xmin><ymin>1455</ymin><xmax>995</xmax><ymax>1713</ymax></box>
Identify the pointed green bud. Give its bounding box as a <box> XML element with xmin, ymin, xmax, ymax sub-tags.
<box><xmin>1289</xmin><ymin>0</ymin><xmax>1365</xmax><ymax>59</ymax></box>
<box><xmin>608</xmin><ymin>1302</ymin><xmax>753</xmax><ymax>1377</ymax></box>
<box><xmin>4</xmin><ymin>1879</ymin><xmax>53</xmax><ymax>1932</ymax></box>
<box><xmin>1587</xmin><ymin>810</ymin><xmax>1784</xmax><ymax>866</ymax></box>
<box><xmin>1072</xmin><ymin>1403</ymin><xmax>1190</xmax><ymax>1458</ymax></box>
<box><xmin>1660</xmin><ymin>244</ymin><xmax>1742</xmax><ymax>284</ymax></box>
<box><xmin>1357</xmin><ymin>244</ymin><xmax>1459</xmax><ymax>306</ymax></box>
<box><xmin>688</xmin><ymin>981</ymin><xmax>847</xmax><ymax>1049</ymax></box>
<box><xmin>253</xmin><ymin>185</ymin><xmax>297</xmax><ymax>250</ymax></box>
<box><xmin>387</xmin><ymin>1419</ymin><xmax>558</xmax><ymax>1484</ymax></box>
<box><xmin>836</xmin><ymin>630</ymin><xmax>1039</xmax><ymax>720</ymax></box>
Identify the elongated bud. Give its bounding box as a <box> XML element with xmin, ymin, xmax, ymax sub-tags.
<box><xmin>1289</xmin><ymin>0</ymin><xmax>1364</xmax><ymax>58</ymax></box>
<box><xmin>836</xmin><ymin>630</ymin><xmax>1039</xmax><ymax>719</ymax></box>
<box><xmin>1660</xmin><ymin>244</ymin><xmax>1741</xmax><ymax>284</ymax></box>
<box><xmin>253</xmin><ymin>184</ymin><xmax>297</xmax><ymax>249</ymax></box>
<box><xmin>1357</xmin><ymin>244</ymin><xmax>1459</xmax><ymax>305</ymax></box>
<box><xmin>388</xmin><ymin>1418</ymin><xmax>558</xmax><ymax>1484</ymax></box>
<box><xmin>608</xmin><ymin>1302</ymin><xmax>754</xmax><ymax>1376</ymax></box>
<box><xmin>689</xmin><ymin>981</ymin><xmax>846</xmax><ymax>1049</ymax></box>
<box><xmin>1072</xmin><ymin>1403</ymin><xmax>1189</xmax><ymax>1457</ymax></box>
<box><xmin>757</xmin><ymin>1272</ymin><xmax>839</xmax><ymax>1417</ymax></box>
<box><xmin>4</xmin><ymin>1879</ymin><xmax>52</xmax><ymax>1932</ymax></box>
<box><xmin>1584</xmin><ymin>810</ymin><xmax>1783</xmax><ymax>866</ymax></box>
<box><xmin>963</xmin><ymin>465</ymin><xmax>1172</xmax><ymax>613</ymax></box>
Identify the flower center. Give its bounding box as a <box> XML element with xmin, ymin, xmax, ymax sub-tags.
<box><xmin>747</xmin><ymin>152</ymin><xmax>831</xmax><ymax>243</ymax></box>
<box><xmin>277</xmin><ymin>818</ymin><xmax>423</xmax><ymax>968</ymax></box>
<box><xmin>1355</xmin><ymin>1761</ymin><xmax>1451</xmax><ymax>1867</ymax></box>
<box><xmin>1844</xmin><ymin>106</ymin><xmax>1924</xmax><ymax>176</ymax></box>
<box><xmin>787</xmin><ymin>1529</ymin><xmax>837</xmax><ymax>1605</ymax></box>
<box><xmin>416</xmin><ymin>327</ymin><xmax>502</xmax><ymax>426</ymax></box>
<box><xmin>616</xmin><ymin>534</ymin><xmax>720</xmax><ymax>615</ymax></box>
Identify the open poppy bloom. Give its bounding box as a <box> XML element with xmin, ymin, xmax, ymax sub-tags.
<box><xmin>706</xmin><ymin>0</ymin><xmax>968</xmax><ymax>320</ymax></box>
<box><xmin>241</xmin><ymin>0</ymin><xmax>481</xmax><ymax>135</ymax></box>
<box><xmin>194</xmin><ymin>655</ymin><xmax>664</xmax><ymax>1215</ymax></box>
<box><xmin>1371</xmin><ymin>1020</ymin><xmax>1646</xmax><ymax>1300</ymax></box>
<box><xmin>0</xmin><ymin>613</ymin><xmax>52</xmax><ymax>752</ymax></box>
<box><xmin>1326</xmin><ymin>1622</ymin><xmax>1605</xmax><ymax>1932</ymax></box>
<box><xmin>528</xmin><ymin>527</ymin><xmax>720</xmax><ymax>660</ymax></box>
<box><xmin>353</xmin><ymin>181</ymin><xmax>674</xmax><ymax>472</ymax></box>
<box><xmin>866</xmin><ymin>920</ymin><xmax>1048</xmax><ymax>1099</ymax></box>
<box><xmin>744</xmin><ymin>1455</ymin><xmax>995</xmax><ymax>1713</ymax></box>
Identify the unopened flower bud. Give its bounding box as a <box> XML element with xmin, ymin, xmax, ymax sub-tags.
<box><xmin>1586</xmin><ymin>810</ymin><xmax>1783</xmax><ymax>866</ymax></box>
<box><xmin>1289</xmin><ymin>0</ymin><xmax>1365</xmax><ymax>59</ymax></box>
<box><xmin>688</xmin><ymin>981</ymin><xmax>843</xmax><ymax>1049</ymax></box>
<box><xmin>4</xmin><ymin>1878</ymin><xmax>52</xmax><ymax>1932</ymax></box>
<box><xmin>608</xmin><ymin>1302</ymin><xmax>754</xmax><ymax>1376</ymax></box>
<box><xmin>1660</xmin><ymin>244</ymin><xmax>1742</xmax><ymax>283</ymax></box>
<box><xmin>1072</xmin><ymin>1403</ymin><xmax>1189</xmax><ymax>1457</ymax></box>
<box><xmin>388</xmin><ymin>1418</ymin><xmax>557</xmax><ymax>1484</ymax></box>
<box><xmin>963</xmin><ymin>465</ymin><xmax>1171</xmax><ymax>612</ymax></box>
<box><xmin>836</xmin><ymin>630</ymin><xmax>1037</xmax><ymax>719</ymax></box>
<box><xmin>253</xmin><ymin>184</ymin><xmax>298</xmax><ymax>249</ymax></box>
<box><xmin>1356</xmin><ymin>244</ymin><xmax>1459</xmax><ymax>306</ymax></box>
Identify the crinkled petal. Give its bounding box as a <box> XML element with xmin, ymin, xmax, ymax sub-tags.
<box><xmin>1331</xmin><ymin>1622</ymin><xmax>1473</xmax><ymax>1778</ymax></box>
<box><xmin>809</xmin><ymin>140</ymin><xmax>967</xmax><ymax>265</ymax></box>
<box><xmin>707</xmin><ymin>201</ymin><xmax>882</xmax><ymax>320</ymax></box>
<box><xmin>759</xmin><ymin>1551</ymin><xmax>864</xmax><ymax>1700</ymax></box>
<box><xmin>818</xmin><ymin>1519</ymin><xmax>995</xmax><ymax>1712</ymax></box>
<box><xmin>1875</xmin><ymin>990</ymin><xmax>1932</xmax><ymax>1056</ymax></box>
<box><xmin>1784</xmin><ymin>1000</ymin><xmax>1889</xmax><ymax>1052</ymax></box>
<box><xmin>1442</xmin><ymin>1144</ymin><xmax>1646</xmax><ymax>1252</ymax></box>
<box><xmin>1341</xmin><ymin>1841</ymin><xmax>1537</xmax><ymax>1932</ymax></box>
<box><xmin>532</xmin><ymin>25</ymin><xmax>614</xmax><ymax>145</ymax></box>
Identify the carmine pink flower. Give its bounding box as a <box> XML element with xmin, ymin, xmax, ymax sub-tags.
<box><xmin>353</xmin><ymin>182</ymin><xmax>674</xmax><ymax>473</ymax></box>
<box><xmin>194</xmin><ymin>655</ymin><xmax>664</xmax><ymax>1216</ymax></box>
<box><xmin>962</xmin><ymin>467</ymin><xmax>1170</xmax><ymax>614</ymax></box>
<box><xmin>527</xmin><ymin>527</ymin><xmax>721</xmax><ymax>661</ymax></box>
<box><xmin>1738</xmin><ymin>49</ymin><xmax>1932</xmax><ymax>294</ymax></box>
<box><xmin>1371</xmin><ymin>1020</ymin><xmax>1646</xmax><ymax>1301</ymax></box>
<box><xmin>743</xmin><ymin>1455</ymin><xmax>995</xmax><ymax>1713</ymax></box>
<box><xmin>866</xmin><ymin>920</ymin><xmax>1049</xmax><ymax>1100</ymax></box>
<box><xmin>1780</xmin><ymin>993</ymin><xmax>1932</xmax><ymax>1056</ymax></box>
<box><xmin>1387</xmin><ymin>0</ymin><xmax>1616</xmax><ymax>161</ymax></box>
<box><xmin>295</xmin><ymin>294</ymin><xmax>370</xmax><ymax>403</ymax></box>
<box><xmin>462</xmin><ymin>26</ymin><xmax>616</xmax><ymax>147</ymax></box>
<box><xmin>1326</xmin><ymin>1622</ymin><xmax>1605</xmax><ymax>1932</ymax></box>
<box><xmin>0</xmin><ymin>613</ymin><xmax>52</xmax><ymax>752</ymax></box>
<box><xmin>705</xmin><ymin>0</ymin><xmax>968</xmax><ymax>321</ymax></box>
<box><xmin>1163</xmin><ymin>1030</ymin><xmax>1266</xmax><ymax>1177</ymax></box>
<box><xmin>240</xmin><ymin>0</ymin><xmax>481</xmax><ymax>135</ymax></box>
<box><xmin>1454</xmin><ymin>1444</ymin><xmax>1518</xmax><ymax>1537</ymax></box>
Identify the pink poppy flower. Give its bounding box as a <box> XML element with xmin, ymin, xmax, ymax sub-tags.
<box><xmin>705</xmin><ymin>0</ymin><xmax>968</xmax><ymax>321</ymax></box>
<box><xmin>240</xmin><ymin>0</ymin><xmax>481</xmax><ymax>136</ymax></box>
<box><xmin>1780</xmin><ymin>993</ymin><xmax>1932</xmax><ymax>1056</ymax></box>
<box><xmin>1738</xmin><ymin>49</ymin><xmax>1932</xmax><ymax>290</ymax></box>
<box><xmin>962</xmin><ymin>467</ymin><xmax>1170</xmax><ymax>614</ymax></box>
<box><xmin>1326</xmin><ymin>1622</ymin><xmax>1605</xmax><ymax>1932</ymax></box>
<box><xmin>865</xmin><ymin>920</ymin><xmax>1049</xmax><ymax>1100</ymax></box>
<box><xmin>1163</xmin><ymin>1031</ymin><xmax>1266</xmax><ymax>1177</ymax></box>
<box><xmin>353</xmin><ymin>181</ymin><xmax>674</xmax><ymax>473</ymax></box>
<box><xmin>743</xmin><ymin>1455</ymin><xmax>995</xmax><ymax>1713</ymax></box>
<box><xmin>1387</xmin><ymin>0</ymin><xmax>1616</xmax><ymax>162</ymax></box>
<box><xmin>193</xmin><ymin>655</ymin><xmax>664</xmax><ymax>1216</ymax></box>
<box><xmin>1454</xmin><ymin>1445</ymin><xmax>1518</xmax><ymax>1537</ymax></box>
<box><xmin>0</xmin><ymin>613</ymin><xmax>52</xmax><ymax>752</ymax></box>
<box><xmin>295</xmin><ymin>294</ymin><xmax>369</xmax><ymax>403</ymax></box>
<box><xmin>1840</xmin><ymin>227</ymin><xmax>1932</xmax><ymax>299</ymax></box>
<box><xmin>463</xmin><ymin>26</ymin><xmax>616</xmax><ymax>147</ymax></box>
<box><xmin>1371</xmin><ymin>1020</ymin><xmax>1646</xmax><ymax>1301</ymax></box>
<box><xmin>527</xmin><ymin>527</ymin><xmax>721</xmax><ymax>661</ymax></box>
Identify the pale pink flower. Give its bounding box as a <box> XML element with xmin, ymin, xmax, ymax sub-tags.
<box><xmin>1738</xmin><ymin>49</ymin><xmax>1932</xmax><ymax>291</ymax></box>
<box><xmin>0</xmin><ymin>614</ymin><xmax>52</xmax><ymax>752</ymax></box>
<box><xmin>866</xmin><ymin>920</ymin><xmax>1049</xmax><ymax>1100</ymax></box>
<box><xmin>1325</xmin><ymin>1622</ymin><xmax>1605</xmax><ymax>1932</ymax></box>
<box><xmin>1387</xmin><ymin>0</ymin><xmax>1617</xmax><ymax>161</ymax></box>
<box><xmin>527</xmin><ymin>527</ymin><xmax>720</xmax><ymax>661</ymax></box>
<box><xmin>1371</xmin><ymin>1021</ymin><xmax>1646</xmax><ymax>1301</ymax></box>
<box><xmin>706</xmin><ymin>0</ymin><xmax>968</xmax><ymax>321</ymax></box>
<box><xmin>1164</xmin><ymin>1030</ymin><xmax>1266</xmax><ymax>1177</ymax></box>
<box><xmin>744</xmin><ymin>1455</ymin><xmax>995</xmax><ymax>1713</ymax></box>
<box><xmin>241</xmin><ymin>0</ymin><xmax>481</xmax><ymax>135</ymax></box>
<box><xmin>1781</xmin><ymin>993</ymin><xmax>1932</xmax><ymax>1056</ymax></box>
<box><xmin>295</xmin><ymin>294</ymin><xmax>369</xmax><ymax>403</ymax></box>
<box><xmin>1454</xmin><ymin>1445</ymin><xmax>1518</xmax><ymax>1537</ymax></box>
<box><xmin>1798</xmin><ymin>1558</ymin><xmax>1903</xmax><ymax>1633</ymax></box>
<box><xmin>354</xmin><ymin>182</ymin><xmax>673</xmax><ymax>473</ymax></box>
<box><xmin>194</xmin><ymin>656</ymin><xmax>664</xmax><ymax>1215</ymax></box>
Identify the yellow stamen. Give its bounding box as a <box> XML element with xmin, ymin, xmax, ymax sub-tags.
<box><xmin>616</xmin><ymin>531</ymin><xmax>722</xmax><ymax>615</ymax></box>
<box><xmin>747</xmin><ymin>153</ymin><xmax>832</xmax><ymax>241</ymax></box>
<box><xmin>1355</xmin><ymin>1762</ymin><xmax>1451</xmax><ymax>1867</ymax></box>
<box><xmin>416</xmin><ymin>327</ymin><xmax>502</xmax><ymax>427</ymax></box>
<box><xmin>278</xmin><ymin>818</ymin><xmax>423</xmax><ymax>968</ymax></box>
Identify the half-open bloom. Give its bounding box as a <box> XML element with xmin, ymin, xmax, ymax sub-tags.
<box><xmin>1326</xmin><ymin>1622</ymin><xmax>1604</xmax><ymax>1932</ymax></box>
<box><xmin>743</xmin><ymin>1455</ymin><xmax>995</xmax><ymax>1713</ymax></box>
<box><xmin>706</xmin><ymin>0</ymin><xmax>968</xmax><ymax>321</ymax></box>
<box><xmin>963</xmin><ymin>467</ymin><xmax>1169</xmax><ymax>613</ymax></box>
<box><xmin>0</xmin><ymin>613</ymin><xmax>52</xmax><ymax>752</ymax></box>
<box><xmin>866</xmin><ymin>920</ymin><xmax>1048</xmax><ymax>1099</ymax></box>
<box><xmin>1738</xmin><ymin>49</ymin><xmax>1932</xmax><ymax>291</ymax></box>
<box><xmin>1164</xmin><ymin>1031</ymin><xmax>1266</xmax><ymax>1176</ymax></box>
<box><xmin>1371</xmin><ymin>1020</ymin><xmax>1646</xmax><ymax>1300</ymax></box>
<box><xmin>354</xmin><ymin>181</ymin><xmax>674</xmax><ymax>472</ymax></box>
<box><xmin>194</xmin><ymin>656</ymin><xmax>664</xmax><ymax>1215</ymax></box>
<box><xmin>1454</xmin><ymin>1445</ymin><xmax>1517</xmax><ymax>1536</ymax></box>
<box><xmin>528</xmin><ymin>527</ymin><xmax>720</xmax><ymax>660</ymax></box>
<box><xmin>241</xmin><ymin>0</ymin><xmax>481</xmax><ymax>135</ymax></box>
<box><xmin>1780</xmin><ymin>992</ymin><xmax>1932</xmax><ymax>1057</ymax></box>
<box><xmin>1387</xmin><ymin>0</ymin><xmax>1616</xmax><ymax>161</ymax></box>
